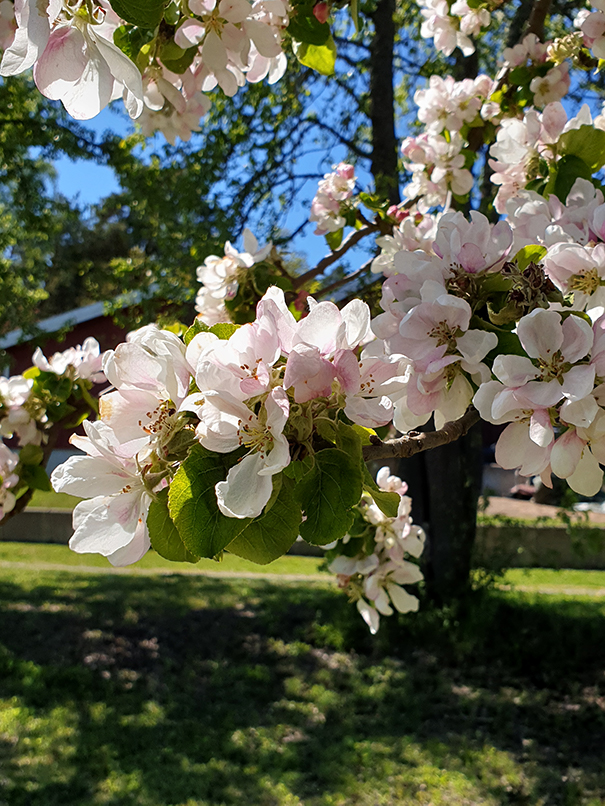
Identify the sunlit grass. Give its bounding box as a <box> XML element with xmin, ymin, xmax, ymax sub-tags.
<box><xmin>0</xmin><ymin>562</ymin><xmax>604</xmax><ymax>805</ymax></box>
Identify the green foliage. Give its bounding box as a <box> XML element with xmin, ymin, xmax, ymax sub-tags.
<box><xmin>227</xmin><ymin>476</ymin><xmax>302</xmax><ymax>563</ymax></box>
<box><xmin>18</xmin><ymin>464</ymin><xmax>52</xmax><ymax>492</ymax></box>
<box><xmin>362</xmin><ymin>465</ymin><xmax>399</xmax><ymax>518</ymax></box>
<box><xmin>294</xmin><ymin>37</ymin><xmax>337</xmax><ymax>75</ymax></box>
<box><xmin>168</xmin><ymin>444</ymin><xmax>252</xmax><ymax>558</ymax></box>
<box><xmin>109</xmin><ymin>0</ymin><xmax>167</xmax><ymax>28</ymax></box>
<box><xmin>287</xmin><ymin>0</ymin><xmax>331</xmax><ymax>45</ymax></box>
<box><xmin>557</xmin><ymin>124</ymin><xmax>605</xmax><ymax>172</ymax></box>
<box><xmin>514</xmin><ymin>244</ymin><xmax>547</xmax><ymax>271</ymax></box>
<box><xmin>183</xmin><ymin>319</ymin><xmax>210</xmax><ymax>345</ymax></box>
<box><xmin>297</xmin><ymin>447</ymin><xmax>363</xmax><ymax>545</ymax></box>
<box><xmin>209</xmin><ymin>322</ymin><xmax>240</xmax><ymax>340</ymax></box>
<box><xmin>545</xmin><ymin>154</ymin><xmax>593</xmax><ymax>204</ymax></box>
<box><xmin>148</xmin><ymin>489</ymin><xmax>200</xmax><ymax>563</ymax></box>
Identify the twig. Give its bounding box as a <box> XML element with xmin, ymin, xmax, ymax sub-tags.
<box><xmin>293</xmin><ymin>222</ymin><xmax>380</xmax><ymax>290</ymax></box>
<box><xmin>363</xmin><ymin>409</ymin><xmax>480</xmax><ymax>461</ymax></box>
<box><xmin>314</xmin><ymin>258</ymin><xmax>374</xmax><ymax>299</ymax></box>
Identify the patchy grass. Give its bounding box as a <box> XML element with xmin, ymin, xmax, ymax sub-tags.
<box><xmin>0</xmin><ymin>562</ymin><xmax>605</xmax><ymax>805</ymax></box>
<box><xmin>502</xmin><ymin>568</ymin><xmax>605</xmax><ymax>590</ymax></box>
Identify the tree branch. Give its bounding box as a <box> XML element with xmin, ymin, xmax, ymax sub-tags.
<box><xmin>526</xmin><ymin>0</ymin><xmax>552</xmax><ymax>41</ymax></box>
<box><xmin>293</xmin><ymin>222</ymin><xmax>380</xmax><ymax>290</ymax></box>
<box><xmin>314</xmin><ymin>258</ymin><xmax>374</xmax><ymax>298</ymax></box>
<box><xmin>362</xmin><ymin>409</ymin><xmax>480</xmax><ymax>461</ymax></box>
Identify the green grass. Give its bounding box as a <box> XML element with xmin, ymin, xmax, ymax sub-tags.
<box><xmin>27</xmin><ymin>490</ymin><xmax>81</xmax><ymax>510</ymax></box>
<box><xmin>0</xmin><ymin>542</ymin><xmax>327</xmax><ymax>575</ymax></box>
<box><xmin>0</xmin><ymin>560</ymin><xmax>605</xmax><ymax>804</ymax></box>
<box><xmin>502</xmin><ymin>568</ymin><xmax>605</xmax><ymax>590</ymax></box>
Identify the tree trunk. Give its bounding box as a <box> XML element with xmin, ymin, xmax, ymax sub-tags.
<box><xmin>422</xmin><ymin>423</ymin><xmax>483</xmax><ymax>604</ymax></box>
<box><xmin>366</xmin><ymin>0</ymin><xmax>483</xmax><ymax>604</ymax></box>
<box><xmin>369</xmin><ymin>0</ymin><xmax>400</xmax><ymax>205</ymax></box>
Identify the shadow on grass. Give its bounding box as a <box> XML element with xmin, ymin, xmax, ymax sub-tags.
<box><xmin>0</xmin><ymin>572</ymin><xmax>604</xmax><ymax>805</ymax></box>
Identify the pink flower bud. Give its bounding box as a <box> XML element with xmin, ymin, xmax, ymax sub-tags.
<box><xmin>387</xmin><ymin>205</ymin><xmax>409</xmax><ymax>223</ymax></box>
<box><xmin>336</xmin><ymin>162</ymin><xmax>355</xmax><ymax>180</ymax></box>
<box><xmin>312</xmin><ymin>2</ymin><xmax>330</xmax><ymax>23</ymax></box>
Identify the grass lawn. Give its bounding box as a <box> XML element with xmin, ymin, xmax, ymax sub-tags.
<box><xmin>0</xmin><ymin>552</ymin><xmax>605</xmax><ymax>805</ymax></box>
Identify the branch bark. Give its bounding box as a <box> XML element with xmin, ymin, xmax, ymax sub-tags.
<box><xmin>526</xmin><ymin>0</ymin><xmax>553</xmax><ymax>41</ymax></box>
<box><xmin>363</xmin><ymin>409</ymin><xmax>480</xmax><ymax>461</ymax></box>
<box><xmin>293</xmin><ymin>222</ymin><xmax>380</xmax><ymax>289</ymax></box>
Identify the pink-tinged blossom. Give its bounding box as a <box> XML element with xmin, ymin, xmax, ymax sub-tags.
<box><xmin>329</xmin><ymin>467</ymin><xmax>425</xmax><ymax>634</ymax></box>
<box><xmin>432</xmin><ymin>210</ymin><xmax>513</xmax><ymax>274</ymax></box>
<box><xmin>580</xmin><ymin>2</ymin><xmax>605</xmax><ymax>60</ymax></box>
<box><xmin>0</xmin><ymin>441</ymin><xmax>19</xmax><ymax>519</ymax></box>
<box><xmin>506</xmin><ymin>179</ymin><xmax>604</xmax><ymax>250</ymax></box>
<box><xmin>193</xmin><ymin>313</ymin><xmax>281</xmax><ymax>402</ymax></box>
<box><xmin>474</xmin><ymin>309</ymin><xmax>598</xmax><ymax>479</ymax></box>
<box><xmin>195</xmin><ymin>229</ymin><xmax>271</xmax><ymax>324</ymax></box>
<box><xmin>0</xmin><ymin>375</ymin><xmax>42</xmax><ymax>446</ymax></box>
<box><xmin>310</xmin><ymin>163</ymin><xmax>356</xmax><ymax>235</ymax></box>
<box><xmin>543</xmin><ymin>242</ymin><xmax>605</xmax><ymax>312</ymax></box>
<box><xmin>51</xmin><ymin>420</ymin><xmax>153</xmax><ymax>566</ymax></box>
<box><xmin>417</xmin><ymin>0</ymin><xmax>476</xmax><ymax>57</ymax></box>
<box><xmin>103</xmin><ymin>325</ymin><xmax>192</xmax><ymax>410</ymax></box>
<box><xmin>549</xmin><ymin>412</ymin><xmax>605</xmax><ymax>496</ymax></box>
<box><xmin>0</xmin><ymin>0</ymin><xmax>16</xmax><ymax>50</ymax></box>
<box><xmin>33</xmin><ymin>337</ymin><xmax>105</xmax><ymax>382</ymax></box>
<box><xmin>390</xmin><ymin>282</ymin><xmax>497</xmax><ymax>431</ymax></box>
<box><xmin>1</xmin><ymin>0</ymin><xmax>144</xmax><ymax>120</ymax></box>
<box><xmin>186</xmin><ymin>387</ymin><xmax>290</xmax><ymax>518</ymax></box>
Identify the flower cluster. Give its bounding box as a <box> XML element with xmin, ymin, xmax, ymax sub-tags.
<box><xmin>310</xmin><ymin>163</ymin><xmax>357</xmax><ymax>235</ymax></box>
<box><xmin>1</xmin><ymin>0</ymin><xmax>144</xmax><ymax>120</ymax></box>
<box><xmin>489</xmin><ymin>103</ymin><xmax>605</xmax><ymax>214</ymax></box>
<box><xmin>401</xmin><ymin>75</ymin><xmax>496</xmax><ymax>210</ymax></box>
<box><xmin>502</xmin><ymin>33</ymin><xmax>571</xmax><ymax>108</ymax></box>
<box><xmin>577</xmin><ymin>2</ymin><xmax>605</xmax><ymax>60</ymax></box>
<box><xmin>0</xmin><ymin>441</ymin><xmax>19</xmax><ymax>519</ymax></box>
<box><xmin>328</xmin><ymin>467</ymin><xmax>425</xmax><ymax>634</ymax></box>
<box><xmin>417</xmin><ymin>0</ymin><xmax>490</xmax><ymax>58</ymax></box>
<box><xmin>195</xmin><ymin>229</ymin><xmax>272</xmax><ymax>325</ymax></box>
<box><xmin>51</xmin><ymin>288</ymin><xmax>404</xmax><ymax>563</ymax></box>
<box><xmin>0</xmin><ymin>0</ymin><xmax>289</xmax><ymax>137</ymax></box>
<box><xmin>474</xmin><ymin>308</ymin><xmax>605</xmax><ymax>496</ymax></box>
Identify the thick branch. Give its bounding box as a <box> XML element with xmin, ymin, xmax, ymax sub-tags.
<box><xmin>526</xmin><ymin>0</ymin><xmax>552</xmax><ymax>41</ymax></box>
<box><xmin>362</xmin><ymin>409</ymin><xmax>480</xmax><ymax>461</ymax></box>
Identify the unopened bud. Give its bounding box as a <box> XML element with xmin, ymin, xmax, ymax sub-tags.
<box><xmin>312</xmin><ymin>2</ymin><xmax>330</xmax><ymax>24</ymax></box>
<box><xmin>387</xmin><ymin>204</ymin><xmax>409</xmax><ymax>223</ymax></box>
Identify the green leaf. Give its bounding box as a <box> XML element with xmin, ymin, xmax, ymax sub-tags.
<box><xmin>514</xmin><ymin>244</ymin><xmax>547</xmax><ymax>271</ymax></box>
<box><xmin>335</xmin><ymin>421</ymin><xmax>362</xmax><ymax>465</ymax></box>
<box><xmin>351</xmin><ymin>424</ymin><xmax>377</xmax><ymax>445</ymax></box>
<box><xmin>18</xmin><ymin>444</ymin><xmax>44</xmax><ymax>466</ymax></box>
<box><xmin>168</xmin><ymin>444</ymin><xmax>252</xmax><ymax>557</ymax></box>
<box><xmin>298</xmin><ymin>448</ymin><xmax>363</xmax><ymax>545</ymax></box>
<box><xmin>113</xmin><ymin>24</ymin><xmax>155</xmax><ymax>60</ymax></box>
<box><xmin>148</xmin><ymin>489</ymin><xmax>200</xmax><ymax>563</ymax></box>
<box><xmin>508</xmin><ymin>66</ymin><xmax>532</xmax><ymax>86</ymax></box>
<box><xmin>20</xmin><ymin>465</ymin><xmax>52</xmax><ymax>492</ymax></box>
<box><xmin>209</xmin><ymin>322</ymin><xmax>240</xmax><ymax>340</ymax></box>
<box><xmin>287</xmin><ymin>14</ymin><xmax>330</xmax><ymax>45</ymax></box>
<box><xmin>109</xmin><ymin>0</ymin><xmax>167</xmax><ymax>28</ymax></box>
<box><xmin>545</xmin><ymin>154</ymin><xmax>592</xmax><ymax>203</ymax></box>
<box><xmin>349</xmin><ymin>0</ymin><xmax>360</xmax><ymax>32</ymax></box>
<box><xmin>362</xmin><ymin>465</ymin><xmax>399</xmax><ymax>519</ymax></box>
<box><xmin>160</xmin><ymin>42</ymin><xmax>197</xmax><ymax>74</ymax></box>
<box><xmin>227</xmin><ymin>477</ymin><xmax>302</xmax><ymax>564</ymax></box>
<box><xmin>293</xmin><ymin>36</ymin><xmax>336</xmax><ymax>75</ymax></box>
<box><xmin>558</xmin><ymin>125</ymin><xmax>605</xmax><ymax>173</ymax></box>
<box><xmin>184</xmin><ymin>318</ymin><xmax>210</xmax><ymax>345</ymax></box>
<box><xmin>283</xmin><ymin>455</ymin><xmax>314</xmax><ymax>483</ymax></box>
<box><xmin>325</xmin><ymin>228</ymin><xmax>343</xmax><ymax>251</ymax></box>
